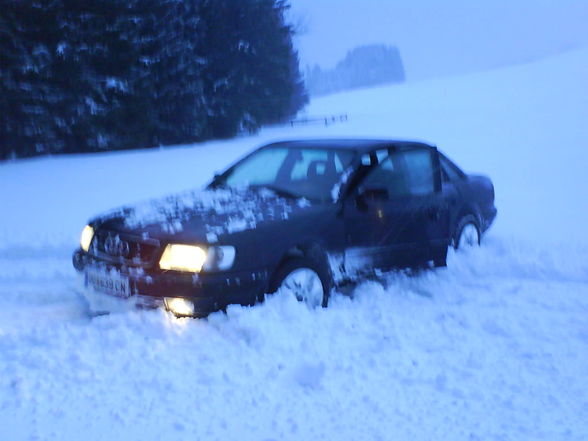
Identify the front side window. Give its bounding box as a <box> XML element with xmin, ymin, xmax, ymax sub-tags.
<box><xmin>361</xmin><ymin>149</ymin><xmax>435</xmax><ymax>197</ymax></box>
<box><xmin>222</xmin><ymin>146</ymin><xmax>355</xmax><ymax>201</ymax></box>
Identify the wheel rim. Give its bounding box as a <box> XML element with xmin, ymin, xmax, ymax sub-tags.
<box><xmin>458</xmin><ymin>223</ymin><xmax>479</xmax><ymax>248</ymax></box>
<box><xmin>280</xmin><ymin>268</ymin><xmax>324</xmax><ymax>307</ymax></box>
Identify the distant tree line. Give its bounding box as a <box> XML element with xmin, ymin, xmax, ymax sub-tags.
<box><xmin>305</xmin><ymin>45</ymin><xmax>405</xmax><ymax>97</ymax></box>
<box><xmin>0</xmin><ymin>0</ymin><xmax>307</xmax><ymax>159</ymax></box>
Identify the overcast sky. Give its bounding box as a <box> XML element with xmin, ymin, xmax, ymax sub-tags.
<box><xmin>289</xmin><ymin>0</ymin><xmax>588</xmax><ymax>80</ymax></box>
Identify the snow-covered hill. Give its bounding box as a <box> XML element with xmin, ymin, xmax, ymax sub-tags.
<box><xmin>1</xmin><ymin>49</ymin><xmax>587</xmax><ymax>441</ymax></box>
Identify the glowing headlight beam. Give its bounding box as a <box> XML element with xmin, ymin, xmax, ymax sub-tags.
<box><xmin>164</xmin><ymin>297</ymin><xmax>195</xmax><ymax>317</ymax></box>
<box><xmin>80</xmin><ymin>225</ymin><xmax>94</xmax><ymax>252</ymax></box>
<box><xmin>159</xmin><ymin>244</ymin><xmax>207</xmax><ymax>272</ymax></box>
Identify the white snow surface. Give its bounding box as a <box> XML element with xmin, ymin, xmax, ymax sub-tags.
<box><xmin>1</xmin><ymin>49</ymin><xmax>587</xmax><ymax>440</ymax></box>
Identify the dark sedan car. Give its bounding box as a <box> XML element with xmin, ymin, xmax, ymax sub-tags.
<box><xmin>73</xmin><ymin>139</ymin><xmax>496</xmax><ymax>317</ymax></box>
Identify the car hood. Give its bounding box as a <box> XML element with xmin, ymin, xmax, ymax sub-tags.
<box><xmin>92</xmin><ymin>187</ymin><xmax>313</xmax><ymax>243</ymax></box>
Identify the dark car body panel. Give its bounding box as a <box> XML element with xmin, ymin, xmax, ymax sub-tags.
<box><xmin>342</xmin><ymin>191</ymin><xmax>449</xmax><ymax>269</ymax></box>
<box><xmin>442</xmin><ymin>174</ymin><xmax>497</xmax><ymax>237</ymax></box>
<box><xmin>73</xmin><ymin>139</ymin><xmax>496</xmax><ymax>315</ymax></box>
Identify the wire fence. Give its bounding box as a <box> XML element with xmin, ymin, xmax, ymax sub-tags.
<box><xmin>290</xmin><ymin>114</ymin><xmax>348</xmax><ymax>127</ymax></box>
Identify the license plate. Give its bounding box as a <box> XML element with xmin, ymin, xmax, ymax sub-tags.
<box><xmin>85</xmin><ymin>268</ymin><xmax>131</xmax><ymax>298</ymax></box>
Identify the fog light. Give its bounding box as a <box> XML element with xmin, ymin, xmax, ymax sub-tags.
<box><xmin>164</xmin><ymin>297</ymin><xmax>195</xmax><ymax>317</ymax></box>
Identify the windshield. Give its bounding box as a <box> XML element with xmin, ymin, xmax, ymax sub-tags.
<box><xmin>219</xmin><ymin>146</ymin><xmax>356</xmax><ymax>201</ymax></box>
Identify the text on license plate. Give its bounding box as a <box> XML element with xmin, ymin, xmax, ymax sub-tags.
<box><xmin>85</xmin><ymin>269</ymin><xmax>131</xmax><ymax>298</ymax></box>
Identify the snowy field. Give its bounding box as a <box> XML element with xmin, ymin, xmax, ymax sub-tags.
<box><xmin>1</xmin><ymin>49</ymin><xmax>588</xmax><ymax>440</ymax></box>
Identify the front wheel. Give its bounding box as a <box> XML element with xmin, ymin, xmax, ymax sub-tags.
<box><xmin>453</xmin><ymin>215</ymin><xmax>480</xmax><ymax>250</ymax></box>
<box><xmin>270</xmin><ymin>258</ymin><xmax>330</xmax><ymax>308</ymax></box>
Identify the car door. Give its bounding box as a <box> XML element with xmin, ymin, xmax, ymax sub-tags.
<box><xmin>343</xmin><ymin>147</ymin><xmax>449</xmax><ymax>274</ymax></box>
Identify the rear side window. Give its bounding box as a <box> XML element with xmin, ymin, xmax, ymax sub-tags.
<box><xmin>361</xmin><ymin>149</ymin><xmax>435</xmax><ymax>197</ymax></box>
<box><xmin>403</xmin><ymin>149</ymin><xmax>435</xmax><ymax>195</ymax></box>
<box><xmin>439</xmin><ymin>155</ymin><xmax>464</xmax><ymax>182</ymax></box>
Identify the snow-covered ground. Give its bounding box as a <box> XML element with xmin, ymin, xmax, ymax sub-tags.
<box><xmin>1</xmin><ymin>48</ymin><xmax>587</xmax><ymax>441</ymax></box>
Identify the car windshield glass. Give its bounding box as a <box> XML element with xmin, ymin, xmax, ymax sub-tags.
<box><xmin>221</xmin><ymin>146</ymin><xmax>355</xmax><ymax>201</ymax></box>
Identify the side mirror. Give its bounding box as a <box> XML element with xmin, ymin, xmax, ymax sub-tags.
<box><xmin>356</xmin><ymin>186</ymin><xmax>389</xmax><ymax>208</ymax></box>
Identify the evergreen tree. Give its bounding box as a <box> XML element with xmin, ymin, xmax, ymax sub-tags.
<box><xmin>1</xmin><ymin>0</ymin><xmax>63</xmax><ymax>158</ymax></box>
<box><xmin>1</xmin><ymin>0</ymin><xmax>306</xmax><ymax>158</ymax></box>
<box><xmin>0</xmin><ymin>0</ymin><xmax>26</xmax><ymax>159</ymax></box>
<box><xmin>139</xmin><ymin>0</ymin><xmax>206</xmax><ymax>146</ymax></box>
<box><xmin>305</xmin><ymin>44</ymin><xmax>405</xmax><ymax>97</ymax></box>
<box><xmin>198</xmin><ymin>0</ymin><xmax>307</xmax><ymax>138</ymax></box>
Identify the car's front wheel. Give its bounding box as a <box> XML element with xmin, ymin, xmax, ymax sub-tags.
<box><xmin>453</xmin><ymin>215</ymin><xmax>480</xmax><ymax>250</ymax></box>
<box><xmin>270</xmin><ymin>258</ymin><xmax>330</xmax><ymax>308</ymax></box>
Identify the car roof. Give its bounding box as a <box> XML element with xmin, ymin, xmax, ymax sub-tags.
<box><xmin>262</xmin><ymin>139</ymin><xmax>436</xmax><ymax>153</ymax></box>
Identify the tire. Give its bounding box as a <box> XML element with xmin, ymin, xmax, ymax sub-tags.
<box><xmin>453</xmin><ymin>215</ymin><xmax>481</xmax><ymax>250</ymax></box>
<box><xmin>270</xmin><ymin>258</ymin><xmax>330</xmax><ymax>308</ymax></box>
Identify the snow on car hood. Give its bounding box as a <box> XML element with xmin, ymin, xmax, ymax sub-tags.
<box><xmin>96</xmin><ymin>187</ymin><xmax>311</xmax><ymax>242</ymax></box>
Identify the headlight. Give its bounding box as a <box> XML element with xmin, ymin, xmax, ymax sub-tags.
<box><xmin>159</xmin><ymin>244</ymin><xmax>236</xmax><ymax>273</ymax></box>
<box><xmin>159</xmin><ymin>244</ymin><xmax>207</xmax><ymax>272</ymax></box>
<box><xmin>80</xmin><ymin>225</ymin><xmax>94</xmax><ymax>252</ymax></box>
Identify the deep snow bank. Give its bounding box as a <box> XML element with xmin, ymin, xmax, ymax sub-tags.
<box><xmin>1</xmin><ymin>241</ymin><xmax>587</xmax><ymax>441</ymax></box>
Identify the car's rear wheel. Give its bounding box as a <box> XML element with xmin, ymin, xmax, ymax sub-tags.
<box><xmin>453</xmin><ymin>215</ymin><xmax>480</xmax><ymax>250</ymax></box>
<box><xmin>270</xmin><ymin>258</ymin><xmax>330</xmax><ymax>308</ymax></box>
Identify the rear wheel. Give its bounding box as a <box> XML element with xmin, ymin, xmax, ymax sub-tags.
<box><xmin>453</xmin><ymin>215</ymin><xmax>480</xmax><ymax>250</ymax></box>
<box><xmin>270</xmin><ymin>258</ymin><xmax>330</xmax><ymax>308</ymax></box>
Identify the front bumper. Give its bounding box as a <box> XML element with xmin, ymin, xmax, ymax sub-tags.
<box><xmin>73</xmin><ymin>250</ymin><xmax>269</xmax><ymax>316</ymax></box>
